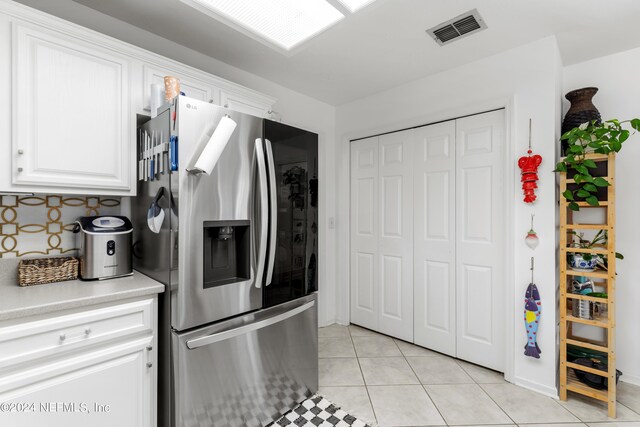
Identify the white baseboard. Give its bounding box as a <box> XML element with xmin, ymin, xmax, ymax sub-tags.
<box><xmin>621</xmin><ymin>373</ymin><xmax>640</xmax><ymax>387</ymax></box>
<box><xmin>512</xmin><ymin>376</ymin><xmax>559</xmax><ymax>399</ymax></box>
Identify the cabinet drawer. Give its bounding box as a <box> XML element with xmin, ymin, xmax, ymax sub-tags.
<box><xmin>0</xmin><ymin>299</ymin><xmax>153</xmax><ymax>369</ymax></box>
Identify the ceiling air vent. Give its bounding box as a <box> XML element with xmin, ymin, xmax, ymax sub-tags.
<box><xmin>427</xmin><ymin>9</ymin><xmax>487</xmax><ymax>46</ymax></box>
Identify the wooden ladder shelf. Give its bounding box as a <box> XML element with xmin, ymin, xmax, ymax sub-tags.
<box><xmin>559</xmin><ymin>153</ymin><xmax>617</xmax><ymax>417</ymax></box>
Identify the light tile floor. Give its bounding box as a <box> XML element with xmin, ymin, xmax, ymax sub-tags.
<box><xmin>318</xmin><ymin>324</ymin><xmax>640</xmax><ymax>427</ymax></box>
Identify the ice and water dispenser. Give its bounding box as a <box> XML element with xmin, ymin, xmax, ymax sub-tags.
<box><xmin>203</xmin><ymin>221</ymin><xmax>250</xmax><ymax>288</ymax></box>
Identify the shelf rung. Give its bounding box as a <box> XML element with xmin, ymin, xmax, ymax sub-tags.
<box><xmin>566</xmin><ymin>315</ymin><xmax>609</xmax><ymax>328</ymax></box>
<box><xmin>560</xmin><ymin>153</ymin><xmax>610</xmax><ymax>162</ymax></box>
<box><xmin>566</xmin><ymin>338</ymin><xmax>609</xmax><ymax>353</ymax></box>
<box><xmin>566</xmin><ymin>361</ymin><xmax>609</xmax><ymax>378</ymax></box>
<box><xmin>565</xmin><ymin>269</ymin><xmax>610</xmax><ymax>279</ymax></box>
<box><xmin>565</xmin><ymin>293</ymin><xmax>608</xmax><ymax>303</ymax></box>
<box><xmin>565</xmin><ymin>371</ymin><xmax>609</xmax><ymax>402</ymax></box>
<box><xmin>575</xmin><ymin>201</ymin><xmax>609</xmax><ymax>207</ymax></box>
<box><xmin>565</xmin><ymin>224</ymin><xmax>611</xmax><ymax>230</ymax></box>
<box><xmin>562</xmin><ymin>247</ymin><xmax>609</xmax><ymax>255</ymax></box>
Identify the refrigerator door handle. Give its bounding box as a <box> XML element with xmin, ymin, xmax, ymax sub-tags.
<box><xmin>186</xmin><ymin>300</ymin><xmax>315</xmax><ymax>349</ymax></box>
<box><xmin>264</xmin><ymin>138</ymin><xmax>277</xmax><ymax>286</ymax></box>
<box><xmin>255</xmin><ymin>138</ymin><xmax>268</xmax><ymax>289</ymax></box>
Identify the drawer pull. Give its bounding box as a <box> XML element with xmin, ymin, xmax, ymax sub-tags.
<box><xmin>146</xmin><ymin>346</ymin><xmax>152</xmax><ymax>351</ymax></box>
<box><xmin>85</xmin><ymin>328</ymin><xmax>92</xmax><ymax>335</ymax></box>
<box><xmin>146</xmin><ymin>362</ymin><xmax>153</xmax><ymax>368</ymax></box>
<box><xmin>59</xmin><ymin>334</ymin><xmax>66</xmax><ymax>342</ymax></box>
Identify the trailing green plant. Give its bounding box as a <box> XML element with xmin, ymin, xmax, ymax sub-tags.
<box><xmin>555</xmin><ymin>118</ymin><xmax>640</xmax><ymax>211</ymax></box>
<box><xmin>569</xmin><ymin>230</ymin><xmax>624</xmax><ymax>262</ymax></box>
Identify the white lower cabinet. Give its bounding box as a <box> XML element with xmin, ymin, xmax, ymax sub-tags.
<box><xmin>0</xmin><ymin>297</ymin><xmax>157</xmax><ymax>427</ymax></box>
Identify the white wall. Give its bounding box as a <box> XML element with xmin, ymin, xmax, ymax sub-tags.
<box><xmin>564</xmin><ymin>49</ymin><xmax>640</xmax><ymax>386</ymax></box>
<box><xmin>335</xmin><ymin>36</ymin><xmax>563</xmax><ymax>397</ymax></box>
<box><xmin>11</xmin><ymin>0</ymin><xmax>338</xmax><ymax>326</ymax></box>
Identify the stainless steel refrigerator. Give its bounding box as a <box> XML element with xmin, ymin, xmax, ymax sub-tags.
<box><xmin>132</xmin><ymin>97</ymin><xmax>319</xmax><ymax>427</ymax></box>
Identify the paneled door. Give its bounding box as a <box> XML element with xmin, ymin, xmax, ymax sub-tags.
<box><xmin>455</xmin><ymin>110</ymin><xmax>505</xmax><ymax>371</ymax></box>
<box><xmin>413</xmin><ymin>121</ymin><xmax>457</xmax><ymax>356</ymax></box>
<box><xmin>377</xmin><ymin>130</ymin><xmax>414</xmax><ymax>341</ymax></box>
<box><xmin>350</xmin><ymin>137</ymin><xmax>379</xmax><ymax>330</ymax></box>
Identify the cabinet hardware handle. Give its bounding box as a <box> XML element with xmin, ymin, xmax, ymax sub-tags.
<box><xmin>146</xmin><ymin>345</ymin><xmax>152</xmax><ymax>351</ymax></box>
<box><xmin>146</xmin><ymin>362</ymin><xmax>153</xmax><ymax>368</ymax></box>
<box><xmin>59</xmin><ymin>334</ymin><xmax>66</xmax><ymax>341</ymax></box>
<box><xmin>17</xmin><ymin>149</ymin><xmax>24</xmax><ymax>155</ymax></box>
<box><xmin>17</xmin><ymin>167</ymin><xmax>23</xmax><ymax>172</ymax></box>
<box><xmin>209</xmin><ymin>99</ymin><xmax>214</xmax><ymax>103</ymax></box>
<box><xmin>85</xmin><ymin>328</ymin><xmax>92</xmax><ymax>335</ymax></box>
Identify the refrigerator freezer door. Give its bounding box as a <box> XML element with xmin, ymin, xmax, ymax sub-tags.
<box><xmin>263</xmin><ymin>120</ymin><xmax>319</xmax><ymax>308</ymax></box>
<box><xmin>175</xmin><ymin>98</ymin><xmax>265</xmax><ymax>330</ymax></box>
<box><xmin>172</xmin><ymin>293</ymin><xmax>318</xmax><ymax>427</ymax></box>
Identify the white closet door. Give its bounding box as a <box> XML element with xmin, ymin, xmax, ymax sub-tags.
<box><xmin>455</xmin><ymin>110</ymin><xmax>505</xmax><ymax>371</ymax></box>
<box><xmin>377</xmin><ymin>130</ymin><xmax>414</xmax><ymax>341</ymax></box>
<box><xmin>350</xmin><ymin>137</ymin><xmax>379</xmax><ymax>330</ymax></box>
<box><xmin>413</xmin><ymin>121</ymin><xmax>457</xmax><ymax>356</ymax></box>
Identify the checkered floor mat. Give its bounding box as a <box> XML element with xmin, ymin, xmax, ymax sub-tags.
<box><xmin>269</xmin><ymin>395</ymin><xmax>371</xmax><ymax>427</ymax></box>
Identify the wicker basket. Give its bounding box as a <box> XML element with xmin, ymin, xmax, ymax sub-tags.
<box><xmin>18</xmin><ymin>257</ymin><xmax>79</xmax><ymax>287</ymax></box>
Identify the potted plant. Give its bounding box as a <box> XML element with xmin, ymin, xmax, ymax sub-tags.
<box><xmin>568</xmin><ymin>230</ymin><xmax>623</xmax><ymax>271</ymax></box>
<box><xmin>555</xmin><ymin>118</ymin><xmax>640</xmax><ymax>211</ymax></box>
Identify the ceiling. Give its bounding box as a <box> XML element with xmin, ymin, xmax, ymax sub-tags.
<box><xmin>48</xmin><ymin>0</ymin><xmax>640</xmax><ymax>105</ymax></box>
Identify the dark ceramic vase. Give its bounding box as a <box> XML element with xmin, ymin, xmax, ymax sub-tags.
<box><xmin>561</xmin><ymin>87</ymin><xmax>601</xmax><ymax>155</ymax></box>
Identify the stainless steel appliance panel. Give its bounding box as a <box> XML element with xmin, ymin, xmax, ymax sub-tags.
<box><xmin>132</xmin><ymin>108</ymin><xmax>173</xmax><ymax>286</ymax></box>
<box><xmin>172</xmin><ymin>293</ymin><xmax>318</xmax><ymax>427</ymax></box>
<box><xmin>176</xmin><ymin>98</ymin><xmax>264</xmax><ymax>330</ymax></box>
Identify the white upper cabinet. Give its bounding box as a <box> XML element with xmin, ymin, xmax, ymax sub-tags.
<box><xmin>142</xmin><ymin>63</ymin><xmax>219</xmax><ymax>108</ymax></box>
<box><xmin>10</xmin><ymin>22</ymin><xmax>135</xmax><ymax>195</ymax></box>
<box><xmin>0</xmin><ymin>0</ymin><xmax>276</xmax><ymax>196</ymax></box>
<box><xmin>220</xmin><ymin>88</ymin><xmax>273</xmax><ymax>118</ymax></box>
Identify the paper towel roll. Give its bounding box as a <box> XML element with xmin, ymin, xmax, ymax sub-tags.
<box><xmin>192</xmin><ymin>116</ymin><xmax>237</xmax><ymax>175</ymax></box>
<box><xmin>150</xmin><ymin>83</ymin><xmax>164</xmax><ymax>118</ymax></box>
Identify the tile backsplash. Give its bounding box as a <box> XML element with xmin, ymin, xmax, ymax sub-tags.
<box><xmin>0</xmin><ymin>195</ymin><xmax>121</xmax><ymax>259</ymax></box>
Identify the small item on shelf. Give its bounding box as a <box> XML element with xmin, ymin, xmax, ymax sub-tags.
<box><xmin>588</xmin><ymin>292</ymin><xmax>608</xmax><ymax>319</ymax></box>
<box><xmin>150</xmin><ymin>83</ymin><xmax>164</xmax><ymax>118</ymax></box>
<box><xmin>18</xmin><ymin>257</ymin><xmax>79</xmax><ymax>286</ymax></box>
<box><xmin>524</xmin><ymin>257</ymin><xmax>542</xmax><ymax>359</ymax></box>
<box><xmin>518</xmin><ymin>119</ymin><xmax>543</xmax><ymax>204</ymax></box>
<box><xmin>573</xmin><ymin>357</ymin><xmax>622</xmax><ymax>390</ymax></box>
<box><xmin>164</xmin><ymin>75</ymin><xmax>180</xmax><ymax>101</ymax></box>
<box><xmin>571</xmin><ymin>277</ymin><xmax>595</xmax><ymax>319</ymax></box>
<box><xmin>525</xmin><ymin>214</ymin><xmax>539</xmax><ymax>249</ymax></box>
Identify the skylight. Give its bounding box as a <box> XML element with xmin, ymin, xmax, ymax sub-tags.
<box><xmin>336</xmin><ymin>0</ymin><xmax>377</xmax><ymax>13</ymax></box>
<box><xmin>179</xmin><ymin>0</ymin><xmax>345</xmax><ymax>52</ymax></box>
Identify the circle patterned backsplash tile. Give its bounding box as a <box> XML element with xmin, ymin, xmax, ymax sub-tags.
<box><xmin>0</xmin><ymin>195</ymin><xmax>120</xmax><ymax>258</ymax></box>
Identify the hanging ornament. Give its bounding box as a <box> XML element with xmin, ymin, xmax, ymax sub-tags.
<box><xmin>524</xmin><ymin>257</ymin><xmax>542</xmax><ymax>359</ymax></box>
<box><xmin>525</xmin><ymin>214</ymin><xmax>539</xmax><ymax>249</ymax></box>
<box><xmin>518</xmin><ymin>119</ymin><xmax>543</xmax><ymax>204</ymax></box>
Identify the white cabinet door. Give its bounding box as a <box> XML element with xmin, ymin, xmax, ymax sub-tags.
<box><xmin>142</xmin><ymin>63</ymin><xmax>218</xmax><ymax>108</ymax></box>
<box><xmin>10</xmin><ymin>22</ymin><xmax>134</xmax><ymax>195</ymax></box>
<box><xmin>413</xmin><ymin>121</ymin><xmax>457</xmax><ymax>356</ymax></box>
<box><xmin>220</xmin><ymin>89</ymin><xmax>271</xmax><ymax>118</ymax></box>
<box><xmin>350</xmin><ymin>137</ymin><xmax>379</xmax><ymax>331</ymax></box>
<box><xmin>455</xmin><ymin>110</ymin><xmax>505</xmax><ymax>372</ymax></box>
<box><xmin>377</xmin><ymin>130</ymin><xmax>414</xmax><ymax>341</ymax></box>
<box><xmin>0</xmin><ymin>338</ymin><xmax>153</xmax><ymax>427</ymax></box>
<box><xmin>349</xmin><ymin>131</ymin><xmax>414</xmax><ymax>341</ymax></box>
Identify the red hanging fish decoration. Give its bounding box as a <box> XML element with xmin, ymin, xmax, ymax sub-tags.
<box><xmin>518</xmin><ymin>119</ymin><xmax>542</xmax><ymax>204</ymax></box>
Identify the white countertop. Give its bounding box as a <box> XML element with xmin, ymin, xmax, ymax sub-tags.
<box><xmin>0</xmin><ymin>259</ymin><xmax>165</xmax><ymax>321</ymax></box>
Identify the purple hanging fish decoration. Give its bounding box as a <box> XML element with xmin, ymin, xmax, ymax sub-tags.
<box><xmin>524</xmin><ymin>282</ymin><xmax>541</xmax><ymax>358</ymax></box>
